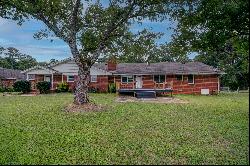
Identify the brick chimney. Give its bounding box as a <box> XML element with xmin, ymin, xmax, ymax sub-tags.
<box><xmin>107</xmin><ymin>57</ymin><xmax>117</xmax><ymax>71</ymax></box>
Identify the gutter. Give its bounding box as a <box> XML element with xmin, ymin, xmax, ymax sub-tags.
<box><xmin>111</xmin><ymin>72</ymin><xmax>225</xmax><ymax>75</ymax></box>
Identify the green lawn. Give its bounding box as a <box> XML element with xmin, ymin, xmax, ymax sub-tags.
<box><xmin>0</xmin><ymin>93</ymin><xmax>249</xmax><ymax>165</ymax></box>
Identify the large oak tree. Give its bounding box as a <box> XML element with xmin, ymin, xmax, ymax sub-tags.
<box><xmin>0</xmin><ymin>0</ymin><xmax>174</xmax><ymax>104</ymax></box>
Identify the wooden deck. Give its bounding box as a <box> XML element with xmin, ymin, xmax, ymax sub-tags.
<box><xmin>116</xmin><ymin>81</ymin><xmax>174</xmax><ymax>97</ymax></box>
<box><xmin>118</xmin><ymin>88</ymin><xmax>173</xmax><ymax>97</ymax></box>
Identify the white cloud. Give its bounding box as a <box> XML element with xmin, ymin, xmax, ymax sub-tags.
<box><xmin>16</xmin><ymin>45</ymin><xmax>71</xmax><ymax>62</ymax></box>
<box><xmin>0</xmin><ymin>38</ymin><xmax>14</xmax><ymax>45</ymax></box>
<box><xmin>0</xmin><ymin>18</ymin><xmax>8</xmax><ymax>27</ymax></box>
<box><xmin>0</xmin><ymin>18</ymin><xmax>71</xmax><ymax>61</ymax></box>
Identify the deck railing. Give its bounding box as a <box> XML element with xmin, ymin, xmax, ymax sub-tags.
<box><xmin>116</xmin><ymin>81</ymin><xmax>173</xmax><ymax>90</ymax></box>
<box><xmin>116</xmin><ymin>82</ymin><xmax>135</xmax><ymax>90</ymax></box>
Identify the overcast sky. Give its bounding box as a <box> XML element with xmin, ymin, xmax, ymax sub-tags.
<box><xmin>0</xmin><ymin>15</ymin><xmax>192</xmax><ymax>62</ymax></box>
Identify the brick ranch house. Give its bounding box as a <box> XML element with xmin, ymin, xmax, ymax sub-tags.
<box><xmin>0</xmin><ymin>67</ymin><xmax>25</xmax><ymax>88</ymax></box>
<box><xmin>22</xmin><ymin>58</ymin><xmax>224</xmax><ymax>95</ymax></box>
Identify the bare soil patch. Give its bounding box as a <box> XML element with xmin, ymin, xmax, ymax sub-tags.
<box><xmin>64</xmin><ymin>103</ymin><xmax>107</xmax><ymax>112</ymax></box>
<box><xmin>116</xmin><ymin>96</ymin><xmax>188</xmax><ymax>104</ymax></box>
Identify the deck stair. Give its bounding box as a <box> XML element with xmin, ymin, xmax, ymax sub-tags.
<box><xmin>136</xmin><ymin>91</ymin><xmax>156</xmax><ymax>98</ymax></box>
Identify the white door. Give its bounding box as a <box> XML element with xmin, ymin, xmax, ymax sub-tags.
<box><xmin>136</xmin><ymin>76</ymin><xmax>142</xmax><ymax>89</ymax></box>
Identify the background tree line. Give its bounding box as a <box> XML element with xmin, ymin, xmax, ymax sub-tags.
<box><xmin>0</xmin><ymin>46</ymin><xmax>59</xmax><ymax>70</ymax></box>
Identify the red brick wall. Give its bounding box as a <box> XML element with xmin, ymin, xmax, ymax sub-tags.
<box><xmin>29</xmin><ymin>75</ymin><xmax>44</xmax><ymax>90</ymax></box>
<box><xmin>30</xmin><ymin>74</ymin><xmax>109</xmax><ymax>92</ymax></box>
<box><xmin>89</xmin><ymin>75</ymin><xmax>109</xmax><ymax>92</ymax></box>
<box><xmin>108</xmin><ymin>75</ymin><xmax>115</xmax><ymax>83</ymax></box>
<box><xmin>29</xmin><ymin>74</ymin><xmax>219</xmax><ymax>95</ymax></box>
<box><xmin>55</xmin><ymin>75</ymin><xmax>85</xmax><ymax>91</ymax></box>
<box><xmin>53</xmin><ymin>75</ymin><xmax>62</xmax><ymax>82</ymax></box>
<box><xmin>142</xmin><ymin>75</ymin><xmax>155</xmax><ymax>89</ymax></box>
<box><xmin>61</xmin><ymin>75</ymin><xmax>109</xmax><ymax>92</ymax></box>
<box><xmin>114</xmin><ymin>74</ymin><xmax>219</xmax><ymax>95</ymax></box>
<box><xmin>0</xmin><ymin>79</ymin><xmax>16</xmax><ymax>88</ymax></box>
<box><xmin>50</xmin><ymin>74</ymin><xmax>66</xmax><ymax>90</ymax></box>
<box><xmin>31</xmin><ymin>74</ymin><xmax>63</xmax><ymax>90</ymax></box>
<box><xmin>168</xmin><ymin>74</ymin><xmax>219</xmax><ymax>95</ymax></box>
<box><xmin>62</xmin><ymin>75</ymin><xmax>76</xmax><ymax>90</ymax></box>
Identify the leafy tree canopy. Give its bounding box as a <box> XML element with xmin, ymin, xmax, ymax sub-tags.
<box><xmin>0</xmin><ymin>46</ymin><xmax>38</xmax><ymax>70</ymax></box>
<box><xmin>168</xmin><ymin>0</ymin><xmax>249</xmax><ymax>90</ymax></box>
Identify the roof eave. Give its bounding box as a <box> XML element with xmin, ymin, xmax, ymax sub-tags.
<box><xmin>21</xmin><ymin>65</ymin><xmax>61</xmax><ymax>74</ymax></box>
<box><xmin>112</xmin><ymin>72</ymin><xmax>224</xmax><ymax>75</ymax></box>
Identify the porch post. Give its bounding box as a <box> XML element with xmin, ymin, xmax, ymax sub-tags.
<box><xmin>26</xmin><ymin>74</ymin><xmax>29</xmax><ymax>81</ymax></box>
<box><xmin>218</xmin><ymin>76</ymin><xmax>220</xmax><ymax>93</ymax></box>
<box><xmin>62</xmin><ymin>74</ymin><xmax>63</xmax><ymax>83</ymax></box>
<box><xmin>51</xmin><ymin>73</ymin><xmax>54</xmax><ymax>90</ymax></box>
<box><xmin>133</xmin><ymin>75</ymin><xmax>135</xmax><ymax>89</ymax></box>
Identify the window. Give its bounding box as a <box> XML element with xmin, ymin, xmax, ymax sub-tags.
<box><xmin>121</xmin><ymin>75</ymin><xmax>133</xmax><ymax>83</ymax></box>
<box><xmin>154</xmin><ymin>75</ymin><xmax>165</xmax><ymax>83</ymax></box>
<box><xmin>91</xmin><ymin>75</ymin><xmax>97</xmax><ymax>82</ymax></box>
<box><xmin>67</xmin><ymin>75</ymin><xmax>75</xmax><ymax>82</ymax></box>
<box><xmin>27</xmin><ymin>74</ymin><xmax>35</xmax><ymax>80</ymax></box>
<box><xmin>176</xmin><ymin>75</ymin><xmax>183</xmax><ymax>81</ymax></box>
<box><xmin>44</xmin><ymin>75</ymin><xmax>51</xmax><ymax>82</ymax></box>
<box><xmin>188</xmin><ymin>75</ymin><xmax>194</xmax><ymax>84</ymax></box>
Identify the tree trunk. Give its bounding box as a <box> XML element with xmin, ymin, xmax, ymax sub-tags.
<box><xmin>68</xmin><ymin>39</ymin><xmax>96</xmax><ymax>105</ymax></box>
<box><xmin>73</xmin><ymin>64</ymin><xmax>90</xmax><ymax>105</ymax></box>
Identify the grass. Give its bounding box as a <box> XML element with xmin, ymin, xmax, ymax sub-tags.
<box><xmin>0</xmin><ymin>93</ymin><xmax>249</xmax><ymax>165</ymax></box>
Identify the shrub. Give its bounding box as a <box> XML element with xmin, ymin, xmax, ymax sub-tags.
<box><xmin>4</xmin><ymin>87</ymin><xmax>15</xmax><ymax>92</ymax></box>
<box><xmin>108</xmin><ymin>83</ymin><xmax>116</xmax><ymax>93</ymax></box>
<box><xmin>88</xmin><ymin>87</ymin><xmax>99</xmax><ymax>93</ymax></box>
<box><xmin>13</xmin><ymin>80</ymin><xmax>31</xmax><ymax>93</ymax></box>
<box><xmin>56</xmin><ymin>82</ymin><xmax>69</xmax><ymax>93</ymax></box>
<box><xmin>0</xmin><ymin>86</ymin><xmax>3</xmax><ymax>92</ymax></box>
<box><xmin>36</xmin><ymin>81</ymin><xmax>51</xmax><ymax>94</ymax></box>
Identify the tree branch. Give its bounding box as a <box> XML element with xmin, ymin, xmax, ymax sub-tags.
<box><xmin>70</xmin><ymin>0</ymin><xmax>81</xmax><ymax>38</ymax></box>
<box><xmin>67</xmin><ymin>0</ymin><xmax>81</xmax><ymax>65</ymax></box>
<box><xmin>34</xmin><ymin>14</ymin><xmax>69</xmax><ymax>43</ymax></box>
<box><xmin>89</xmin><ymin>0</ymin><xmax>139</xmax><ymax>62</ymax></box>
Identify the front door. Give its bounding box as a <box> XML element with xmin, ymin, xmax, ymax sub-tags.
<box><xmin>135</xmin><ymin>76</ymin><xmax>142</xmax><ymax>89</ymax></box>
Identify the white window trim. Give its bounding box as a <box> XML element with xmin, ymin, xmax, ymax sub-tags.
<box><xmin>90</xmin><ymin>75</ymin><xmax>97</xmax><ymax>82</ymax></box>
<box><xmin>67</xmin><ymin>75</ymin><xmax>75</xmax><ymax>82</ymax></box>
<box><xmin>176</xmin><ymin>75</ymin><xmax>183</xmax><ymax>81</ymax></box>
<box><xmin>121</xmin><ymin>75</ymin><xmax>133</xmax><ymax>83</ymax></box>
<box><xmin>188</xmin><ymin>75</ymin><xmax>195</xmax><ymax>84</ymax></box>
<box><xmin>153</xmin><ymin>75</ymin><xmax>165</xmax><ymax>83</ymax></box>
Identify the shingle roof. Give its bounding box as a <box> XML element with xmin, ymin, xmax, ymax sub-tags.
<box><xmin>93</xmin><ymin>62</ymin><xmax>224</xmax><ymax>75</ymax></box>
<box><xmin>0</xmin><ymin>67</ymin><xmax>25</xmax><ymax>80</ymax></box>
<box><xmin>21</xmin><ymin>65</ymin><xmax>61</xmax><ymax>74</ymax></box>
<box><xmin>23</xmin><ymin>57</ymin><xmax>223</xmax><ymax>75</ymax></box>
